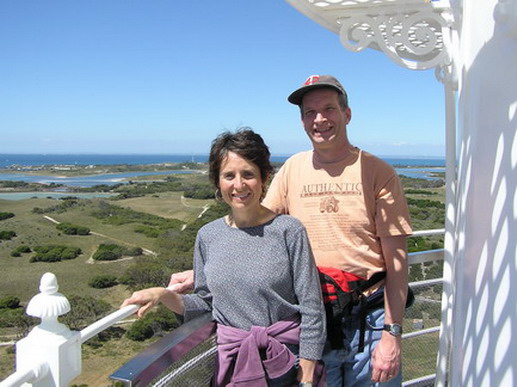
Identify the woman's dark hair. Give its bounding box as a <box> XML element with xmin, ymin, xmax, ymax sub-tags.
<box><xmin>208</xmin><ymin>128</ymin><xmax>274</xmax><ymax>189</ymax></box>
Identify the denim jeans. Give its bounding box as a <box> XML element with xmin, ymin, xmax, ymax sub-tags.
<box><xmin>322</xmin><ymin>308</ymin><xmax>402</xmax><ymax>387</ymax></box>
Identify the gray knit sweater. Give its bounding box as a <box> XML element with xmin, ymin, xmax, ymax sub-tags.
<box><xmin>182</xmin><ymin>214</ymin><xmax>326</xmax><ymax>360</ymax></box>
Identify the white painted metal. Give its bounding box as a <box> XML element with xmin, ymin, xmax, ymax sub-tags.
<box><xmin>433</xmin><ymin>3</ymin><xmax>459</xmax><ymax>381</ymax></box>
<box><xmin>285</xmin><ymin>0</ymin><xmax>453</xmax><ymax>70</ymax></box>
<box><xmin>0</xmin><ymin>362</ymin><xmax>48</xmax><ymax>387</ymax></box>
<box><xmin>12</xmin><ymin>273</ymin><xmax>81</xmax><ymax>386</ymax></box>
<box><xmin>80</xmin><ymin>305</ymin><xmax>138</xmax><ymax>343</ymax></box>
<box><xmin>80</xmin><ymin>285</ymin><xmax>180</xmax><ymax>342</ymax></box>
<box><xmin>449</xmin><ymin>0</ymin><xmax>517</xmax><ymax>385</ymax></box>
<box><xmin>412</xmin><ymin>228</ymin><xmax>445</xmax><ymax>236</ymax></box>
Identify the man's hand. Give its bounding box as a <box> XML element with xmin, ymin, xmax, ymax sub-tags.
<box><xmin>371</xmin><ymin>333</ymin><xmax>401</xmax><ymax>383</ymax></box>
<box><xmin>167</xmin><ymin>270</ymin><xmax>194</xmax><ymax>294</ymax></box>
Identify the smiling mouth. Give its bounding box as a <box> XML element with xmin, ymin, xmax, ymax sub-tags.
<box><xmin>232</xmin><ymin>192</ymin><xmax>251</xmax><ymax>199</ymax></box>
<box><xmin>314</xmin><ymin>126</ymin><xmax>332</xmax><ymax>134</ymax></box>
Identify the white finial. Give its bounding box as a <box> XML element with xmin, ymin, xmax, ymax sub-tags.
<box><xmin>26</xmin><ymin>273</ymin><xmax>71</xmax><ymax>334</ymax></box>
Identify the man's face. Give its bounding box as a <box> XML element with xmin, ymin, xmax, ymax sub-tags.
<box><xmin>300</xmin><ymin>88</ymin><xmax>351</xmax><ymax>151</ymax></box>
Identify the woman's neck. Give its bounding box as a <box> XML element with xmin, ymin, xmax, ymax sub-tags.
<box><xmin>227</xmin><ymin>205</ymin><xmax>274</xmax><ymax>228</ymax></box>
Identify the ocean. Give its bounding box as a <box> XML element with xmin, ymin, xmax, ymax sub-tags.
<box><xmin>0</xmin><ymin>153</ymin><xmax>445</xmax><ymax>191</ymax></box>
<box><xmin>0</xmin><ymin>153</ymin><xmax>445</xmax><ymax>168</ymax></box>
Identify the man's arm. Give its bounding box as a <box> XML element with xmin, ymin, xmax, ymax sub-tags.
<box><xmin>262</xmin><ymin>165</ymin><xmax>288</xmax><ymax>214</ymax></box>
<box><xmin>371</xmin><ymin>235</ymin><xmax>408</xmax><ymax>383</ymax></box>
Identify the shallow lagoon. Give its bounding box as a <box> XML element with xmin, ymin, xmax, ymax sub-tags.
<box><xmin>0</xmin><ymin>170</ymin><xmax>193</xmax><ymax>188</ymax></box>
<box><xmin>0</xmin><ymin>192</ymin><xmax>116</xmax><ymax>200</ymax></box>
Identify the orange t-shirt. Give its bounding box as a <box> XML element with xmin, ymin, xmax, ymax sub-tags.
<box><xmin>263</xmin><ymin>149</ymin><xmax>412</xmax><ymax>279</ymax></box>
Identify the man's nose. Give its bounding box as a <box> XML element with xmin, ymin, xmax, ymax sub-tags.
<box><xmin>314</xmin><ymin>112</ymin><xmax>326</xmax><ymax>123</ymax></box>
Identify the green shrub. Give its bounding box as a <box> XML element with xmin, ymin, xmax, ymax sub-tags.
<box><xmin>134</xmin><ymin>225</ymin><xmax>161</xmax><ymax>238</ymax></box>
<box><xmin>59</xmin><ymin>294</ymin><xmax>111</xmax><ymax>331</ymax></box>
<box><xmin>126</xmin><ymin>247</ymin><xmax>143</xmax><ymax>256</ymax></box>
<box><xmin>12</xmin><ymin>245</ymin><xmax>31</xmax><ymax>255</ymax></box>
<box><xmin>0</xmin><ymin>308</ymin><xmax>37</xmax><ymax>336</ymax></box>
<box><xmin>31</xmin><ymin>245</ymin><xmax>81</xmax><ymax>262</ymax></box>
<box><xmin>0</xmin><ymin>212</ymin><xmax>15</xmax><ymax>221</ymax></box>
<box><xmin>31</xmin><ymin>198</ymin><xmax>83</xmax><ymax>214</ymax></box>
<box><xmin>93</xmin><ymin>250</ymin><xmax>119</xmax><ymax>261</ymax></box>
<box><xmin>122</xmin><ymin>260</ymin><xmax>170</xmax><ymax>290</ymax></box>
<box><xmin>93</xmin><ymin>243</ymin><xmax>143</xmax><ymax>261</ymax></box>
<box><xmin>0</xmin><ymin>230</ymin><xmax>16</xmax><ymax>240</ymax></box>
<box><xmin>126</xmin><ymin>306</ymin><xmax>178</xmax><ymax>341</ymax></box>
<box><xmin>0</xmin><ymin>296</ymin><xmax>20</xmax><ymax>309</ymax></box>
<box><xmin>88</xmin><ymin>275</ymin><xmax>118</xmax><ymax>289</ymax></box>
<box><xmin>56</xmin><ymin>223</ymin><xmax>90</xmax><ymax>235</ymax></box>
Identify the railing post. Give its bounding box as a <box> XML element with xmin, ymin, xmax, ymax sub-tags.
<box><xmin>14</xmin><ymin>273</ymin><xmax>81</xmax><ymax>386</ymax></box>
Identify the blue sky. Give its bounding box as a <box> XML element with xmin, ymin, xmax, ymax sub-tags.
<box><xmin>0</xmin><ymin>1</ymin><xmax>445</xmax><ymax>158</ymax></box>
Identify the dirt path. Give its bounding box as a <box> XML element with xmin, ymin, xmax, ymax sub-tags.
<box><xmin>42</xmin><ymin>216</ymin><xmax>158</xmax><ymax>263</ymax></box>
<box><xmin>180</xmin><ymin>196</ymin><xmax>210</xmax><ymax>228</ymax></box>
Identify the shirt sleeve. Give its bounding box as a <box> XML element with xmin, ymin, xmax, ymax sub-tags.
<box><xmin>263</xmin><ymin>164</ymin><xmax>289</xmax><ymax>214</ymax></box>
<box><xmin>289</xmin><ymin>225</ymin><xmax>327</xmax><ymax>360</ymax></box>
<box><xmin>182</xmin><ymin>233</ymin><xmax>214</xmax><ymax>321</ymax></box>
<box><xmin>375</xmin><ymin>169</ymin><xmax>413</xmax><ymax>237</ymax></box>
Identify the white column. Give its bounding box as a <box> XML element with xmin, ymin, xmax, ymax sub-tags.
<box><xmin>450</xmin><ymin>0</ymin><xmax>517</xmax><ymax>385</ymax></box>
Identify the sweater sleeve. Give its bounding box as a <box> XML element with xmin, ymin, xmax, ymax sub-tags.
<box><xmin>182</xmin><ymin>233</ymin><xmax>213</xmax><ymax>321</ymax></box>
<box><xmin>290</xmin><ymin>225</ymin><xmax>327</xmax><ymax>360</ymax></box>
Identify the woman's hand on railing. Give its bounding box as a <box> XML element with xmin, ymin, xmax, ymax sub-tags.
<box><xmin>121</xmin><ymin>287</ymin><xmax>169</xmax><ymax>318</ymax></box>
<box><xmin>121</xmin><ymin>284</ymin><xmax>185</xmax><ymax>317</ymax></box>
<box><xmin>167</xmin><ymin>270</ymin><xmax>194</xmax><ymax>294</ymax></box>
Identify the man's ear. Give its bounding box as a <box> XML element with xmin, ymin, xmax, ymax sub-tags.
<box><xmin>345</xmin><ymin>107</ymin><xmax>352</xmax><ymax>124</ymax></box>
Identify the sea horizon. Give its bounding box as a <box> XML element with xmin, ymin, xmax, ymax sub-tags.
<box><xmin>0</xmin><ymin>153</ymin><xmax>446</xmax><ymax>168</ymax></box>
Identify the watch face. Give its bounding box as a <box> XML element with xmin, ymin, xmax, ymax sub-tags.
<box><xmin>385</xmin><ymin>323</ymin><xmax>402</xmax><ymax>335</ymax></box>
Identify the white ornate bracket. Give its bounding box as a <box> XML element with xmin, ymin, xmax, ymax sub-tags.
<box><xmin>286</xmin><ymin>0</ymin><xmax>455</xmax><ymax>73</ymax></box>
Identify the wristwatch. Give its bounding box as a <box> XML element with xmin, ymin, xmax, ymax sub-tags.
<box><xmin>383</xmin><ymin>323</ymin><xmax>403</xmax><ymax>336</ymax></box>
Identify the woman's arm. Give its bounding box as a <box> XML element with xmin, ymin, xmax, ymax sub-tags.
<box><xmin>298</xmin><ymin>358</ymin><xmax>317</xmax><ymax>383</ymax></box>
<box><xmin>121</xmin><ymin>287</ymin><xmax>184</xmax><ymax>318</ymax></box>
<box><xmin>289</xmin><ymin>223</ymin><xmax>327</xmax><ymax>374</ymax></box>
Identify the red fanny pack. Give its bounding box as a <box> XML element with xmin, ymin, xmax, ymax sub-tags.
<box><xmin>318</xmin><ymin>266</ymin><xmax>365</xmax><ymax>303</ymax></box>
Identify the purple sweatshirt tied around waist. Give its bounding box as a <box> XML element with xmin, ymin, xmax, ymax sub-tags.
<box><xmin>215</xmin><ymin>316</ymin><xmax>325</xmax><ymax>386</ymax></box>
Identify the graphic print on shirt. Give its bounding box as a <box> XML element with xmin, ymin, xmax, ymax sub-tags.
<box><xmin>299</xmin><ymin>181</ymin><xmax>363</xmax><ymax>214</ymax></box>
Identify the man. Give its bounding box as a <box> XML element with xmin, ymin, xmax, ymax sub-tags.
<box><xmin>170</xmin><ymin>75</ymin><xmax>412</xmax><ymax>386</ymax></box>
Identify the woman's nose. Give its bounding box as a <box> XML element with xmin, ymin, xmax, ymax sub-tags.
<box><xmin>234</xmin><ymin>176</ymin><xmax>245</xmax><ymax>189</ymax></box>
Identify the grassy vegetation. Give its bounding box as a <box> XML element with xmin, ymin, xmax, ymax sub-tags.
<box><xmin>402</xmin><ymin>332</ymin><xmax>440</xmax><ymax>380</ymax></box>
<box><xmin>0</xmin><ymin>170</ymin><xmax>228</xmax><ymax>383</ymax></box>
<box><xmin>0</xmin><ymin>166</ymin><xmax>446</xmax><ymax>384</ymax></box>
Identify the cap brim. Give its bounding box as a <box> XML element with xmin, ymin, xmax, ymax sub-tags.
<box><xmin>287</xmin><ymin>84</ymin><xmax>343</xmax><ymax>105</ymax></box>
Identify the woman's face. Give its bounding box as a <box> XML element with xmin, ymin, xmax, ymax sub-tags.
<box><xmin>218</xmin><ymin>151</ymin><xmax>263</xmax><ymax>212</ymax></box>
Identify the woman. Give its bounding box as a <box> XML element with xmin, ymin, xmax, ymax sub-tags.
<box><xmin>122</xmin><ymin>128</ymin><xmax>326</xmax><ymax>386</ymax></box>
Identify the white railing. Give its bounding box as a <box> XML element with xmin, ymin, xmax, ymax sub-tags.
<box><xmin>1</xmin><ymin>229</ymin><xmax>445</xmax><ymax>387</ymax></box>
<box><xmin>80</xmin><ymin>305</ymin><xmax>138</xmax><ymax>343</ymax></box>
<box><xmin>403</xmin><ymin>229</ymin><xmax>445</xmax><ymax>387</ymax></box>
